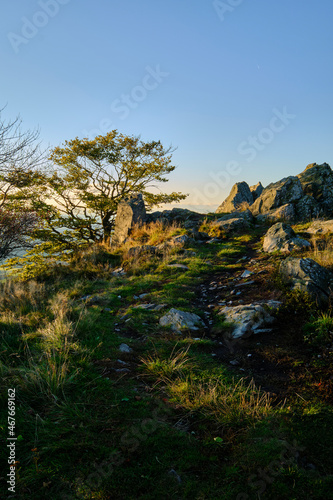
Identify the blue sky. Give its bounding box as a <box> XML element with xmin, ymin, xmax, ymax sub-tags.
<box><xmin>1</xmin><ymin>0</ymin><xmax>333</xmax><ymax>210</ymax></box>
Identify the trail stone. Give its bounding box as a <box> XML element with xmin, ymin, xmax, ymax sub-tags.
<box><xmin>111</xmin><ymin>193</ymin><xmax>146</xmax><ymax>247</ymax></box>
<box><xmin>279</xmin><ymin>257</ymin><xmax>333</xmax><ymax>307</ymax></box>
<box><xmin>216</xmin><ymin>182</ymin><xmax>253</xmax><ymax>214</ymax></box>
<box><xmin>166</xmin><ymin>264</ymin><xmax>189</xmax><ymax>270</ymax></box>
<box><xmin>263</xmin><ymin>222</ymin><xmax>310</xmax><ymax>253</ymax></box>
<box><xmin>219</xmin><ymin>301</ymin><xmax>281</xmax><ymax>339</ymax></box>
<box><xmin>119</xmin><ymin>343</ymin><xmax>133</xmax><ymax>353</ymax></box>
<box><xmin>159</xmin><ymin>308</ymin><xmax>204</xmax><ymax>332</ymax></box>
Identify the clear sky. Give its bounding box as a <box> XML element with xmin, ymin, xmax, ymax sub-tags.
<box><xmin>1</xmin><ymin>0</ymin><xmax>333</xmax><ymax>211</ymax></box>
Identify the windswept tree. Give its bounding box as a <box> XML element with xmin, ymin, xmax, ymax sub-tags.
<box><xmin>29</xmin><ymin>130</ymin><xmax>187</xmax><ymax>247</ymax></box>
<box><xmin>3</xmin><ymin>130</ymin><xmax>187</xmax><ymax>276</ymax></box>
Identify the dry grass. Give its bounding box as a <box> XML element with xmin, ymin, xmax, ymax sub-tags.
<box><xmin>0</xmin><ymin>280</ymin><xmax>47</xmax><ymax>315</ymax></box>
<box><xmin>127</xmin><ymin>220</ymin><xmax>186</xmax><ymax>247</ymax></box>
<box><xmin>305</xmin><ymin>234</ymin><xmax>333</xmax><ymax>269</ymax></box>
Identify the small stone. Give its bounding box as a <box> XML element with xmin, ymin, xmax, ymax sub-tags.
<box><xmin>119</xmin><ymin>343</ymin><xmax>133</xmax><ymax>353</ymax></box>
<box><xmin>241</xmin><ymin>270</ymin><xmax>253</xmax><ymax>278</ymax></box>
<box><xmin>229</xmin><ymin>360</ymin><xmax>240</xmax><ymax>366</ymax></box>
<box><xmin>167</xmin><ymin>264</ymin><xmax>189</xmax><ymax>270</ymax></box>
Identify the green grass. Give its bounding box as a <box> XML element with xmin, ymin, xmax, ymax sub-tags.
<box><xmin>1</xmin><ymin>226</ymin><xmax>333</xmax><ymax>499</ymax></box>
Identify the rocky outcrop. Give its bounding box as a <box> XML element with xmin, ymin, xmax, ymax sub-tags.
<box><xmin>216</xmin><ymin>163</ymin><xmax>333</xmax><ymax>222</ymax></box>
<box><xmin>111</xmin><ymin>193</ymin><xmax>147</xmax><ymax>247</ymax></box>
<box><xmin>251</xmin><ymin>176</ymin><xmax>303</xmax><ymax>215</ymax></box>
<box><xmin>216</xmin><ymin>182</ymin><xmax>254</xmax><ymax>214</ymax></box>
<box><xmin>263</xmin><ymin>223</ymin><xmax>310</xmax><ymax>253</ymax></box>
<box><xmin>219</xmin><ymin>301</ymin><xmax>281</xmax><ymax>339</ymax></box>
<box><xmin>297</xmin><ymin>163</ymin><xmax>333</xmax><ymax>216</ymax></box>
<box><xmin>250</xmin><ymin>182</ymin><xmax>264</xmax><ymax>201</ymax></box>
<box><xmin>279</xmin><ymin>257</ymin><xmax>333</xmax><ymax>307</ymax></box>
<box><xmin>159</xmin><ymin>309</ymin><xmax>204</xmax><ymax>332</ymax></box>
<box><xmin>256</xmin><ymin>203</ymin><xmax>295</xmax><ymax>223</ymax></box>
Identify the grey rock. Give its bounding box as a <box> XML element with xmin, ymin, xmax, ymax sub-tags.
<box><xmin>256</xmin><ymin>203</ymin><xmax>295</xmax><ymax>223</ymax></box>
<box><xmin>166</xmin><ymin>264</ymin><xmax>189</xmax><ymax>270</ymax></box>
<box><xmin>119</xmin><ymin>343</ymin><xmax>133</xmax><ymax>353</ymax></box>
<box><xmin>216</xmin><ymin>182</ymin><xmax>253</xmax><ymax>214</ymax></box>
<box><xmin>251</xmin><ymin>176</ymin><xmax>303</xmax><ymax>215</ymax></box>
<box><xmin>112</xmin><ymin>267</ymin><xmax>126</xmax><ymax>276</ymax></box>
<box><xmin>215</xmin><ymin>217</ymin><xmax>250</xmax><ymax>233</ymax></box>
<box><xmin>263</xmin><ymin>223</ymin><xmax>310</xmax><ymax>253</ymax></box>
<box><xmin>306</xmin><ymin>220</ymin><xmax>333</xmax><ymax>235</ymax></box>
<box><xmin>217</xmin><ymin>209</ymin><xmax>254</xmax><ymax>223</ymax></box>
<box><xmin>297</xmin><ymin>163</ymin><xmax>333</xmax><ymax>216</ymax></box>
<box><xmin>279</xmin><ymin>257</ymin><xmax>333</xmax><ymax>307</ymax></box>
<box><xmin>159</xmin><ymin>308</ymin><xmax>204</xmax><ymax>332</ymax></box>
<box><xmin>111</xmin><ymin>193</ymin><xmax>146</xmax><ymax>248</ymax></box>
<box><xmin>219</xmin><ymin>301</ymin><xmax>281</xmax><ymax>339</ymax></box>
<box><xmin>250</xmin><ymin>182</ymin><xmax>264</xmax><ymax>201</ymax></box>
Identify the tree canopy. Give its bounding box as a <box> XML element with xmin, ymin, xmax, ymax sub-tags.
<box><xmin>3</xmin><ymin>130</ymin><xmax>187</xmax><ymax>276</ymax></box>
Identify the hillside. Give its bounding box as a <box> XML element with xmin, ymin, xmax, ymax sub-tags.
<box><xmin>1</xmin><ymin>203</ymin><xmax>333</xmax><ymax>499</ymax></box>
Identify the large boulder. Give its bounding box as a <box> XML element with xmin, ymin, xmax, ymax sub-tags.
<box><xmin>111</xmin><ymin>193</ymin><xmax>147</xmax><ymax>248</ymax></box>
<box><xmin>216</xmin><ymin>182</ymin><xmax>253</xmax><ymax>214</ymax></box>
<box><xmin>263</xmin><ymin>222</ymin><xmax>310</xmax><ymax>253</ymax></box>
<box><xmin>279</xmin><ymin>257</ymin><xmax>333</xmax><ymax>307</ymax></box>
<box><xmin>250</xmin><ymin>176</ymin><xmax>303</xmax><ymax>215</ymax></box>
<box><xmin>219</xmin><ymin>301</ymin><xmax>281</xmax><ymax>339</ymax></box>
<box><xmin>297</xmin><ymin>163</ymin><xmax>333</xmax><ymax>216</ymax></box>
<box><xmin>159</xmin><ymin>309</ymin><xmax>204</xmax><ymax>332</ymax></box>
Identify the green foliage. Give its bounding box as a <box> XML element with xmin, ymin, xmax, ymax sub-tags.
<box><xmin>3</xmin><ymin>130</ymin><xmax>187</xmax><ymax>275</ymax></box>
<box><xmin>304</xmin><ymin>312</ymin><xmax>333</xmax><ymax>346</ymax></box>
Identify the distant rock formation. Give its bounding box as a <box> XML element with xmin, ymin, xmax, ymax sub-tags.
<box><xmin>111</xmin><ymin>193</ymin><xmax>147</xmax><ymax>248</ymax></box>
<box><xmin>216</xmin><ymin>163</ymin><xmax>333</xmax><ymax>221</ymax></box>
<box><xmin>215</xmin><ymin>181</ymin><xmax>254</xmax><ymax>213</ymax></box>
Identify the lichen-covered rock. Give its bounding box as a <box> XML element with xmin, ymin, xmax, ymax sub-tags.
<box><xmin>256</xmin><ymin>203</ymin><xmax>295</xmax><ymax>223</ymax></box>
<box><xmin>216</xmin><ymin>217</ymin><xmax>250</xmax><ymax>233</ymax></box>
<box><xmin>263</xmin><ymin>223</ymin><xmax>310</xmax><ymax>253</ymax></box>
<box><xmin>217</xmin><ymin>209</ymin><xmax>254</xmax><ymax>223</ymax></box>
<box><xmin>111</xmin><ymin>193</ymin><xmax>147</xmax><ymax>247</ymax></box>
<box><xmin>279</xmin><ymin>257</ymin><xmax>333</xmax><ymax>307</ymax></box>
<box><xmin>295</xmin><ymin>195</ymin><xmax>321</xmax><ymax>221</ymax></box>
<box><xmin>219</xmin><ymin>301</ymin><xmax>281</xmax><ymax>339</ymax></box>
<box><xmin>251</xmin><ymin>176</ymin><xmax>303</xmax><ymax>215</ymax></box>
<box><xmin>159</xmin><ymin>309</ymin><xmax>204</xmax><ymax>332</ymax></box>
<box><xmin>297</xmin><ymin>163</ymin><xmax>333</xmax><ymax>216</ymax></box>
<box><xmin>216</xmin><ymin>182</ymin><xmax>253</xmax><ymax>214</ymax></box>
